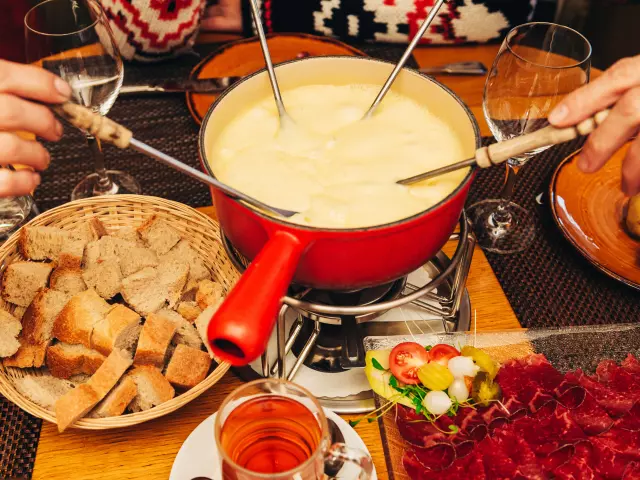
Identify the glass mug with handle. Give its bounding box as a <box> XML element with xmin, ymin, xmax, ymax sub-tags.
<box><xmin>215</xmin><ymin>379</ymin><xmax>373</xmax><ymax>480</ymax></box>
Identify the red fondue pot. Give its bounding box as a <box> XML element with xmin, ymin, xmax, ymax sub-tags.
<box><xmin>199</xmin><ymin>56</ymin><xmax>480</xmax><ymax>366</ymax></box>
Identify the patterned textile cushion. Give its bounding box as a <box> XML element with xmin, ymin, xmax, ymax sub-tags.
<box><xmin>244</xmin><ymin>0</ymin><xmax>538</xmax><ymax>45</ymax></box>
<box><xmin>99</xmin><ymin>0</ymin><xmax>207</xmax><ymax>62</ymax></box>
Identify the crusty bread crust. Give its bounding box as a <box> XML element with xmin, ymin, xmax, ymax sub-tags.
<box><xmin>91</xmin><ymin>304</ymin><xmax>141</xmax><ymax>356</ymax></box>
<box><xmin>133</xmin><ymin>314</ymin><xmax>177</xmax><ymax>368</ymax></box>
<box><xmin>52</xmin><ymin>289</ymin><xmax>111</xmax><ymax>348</ymax></box>
<box><xmin>54</xmin><ymin>348</ymin><xmax>133</xmax><ymax>432</ymax></box>
<box><xmin>165</xmin><ymin>345</ymin><xmax>211</xmax><ymax>389</ymax></box>
<box><xmin>1</xmin><ymin>261</ymin><xmax>54</xmax><ymax>307</ymax></box>
<box><xmin>89</xmin><ymin>376</ymin><xmax>137</xmax><ymax>418</ymax></box>
<box><xmin>46</xmin><ymin>343</ymin><xmax>106</xmax><ymax>379</ymax></box>
<box><xmin>127</xmin><ymin>365</ymin><xmax>175</xmax><ymax>412</ymax></box>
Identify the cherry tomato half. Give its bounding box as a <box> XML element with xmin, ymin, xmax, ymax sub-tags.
<box><xmin>389</xmin><ymin>342</ymin><xmax>430</xmax><ymax>385</ymax></box>
<box><xmin>429</xmin><ymin>344</ymin><xmax>461</xmax><ymax>366</ymax></box>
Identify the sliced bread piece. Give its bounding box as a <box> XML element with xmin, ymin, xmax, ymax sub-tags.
<box><xmin>12</xmin><ymin>306</ymin><xmax>27</xmax><ymax>321</ymax></box>
<box><xmin>137</xmin><ymin>215</ymin><xmax>182</xmax><ymax>255</ymax></box>
<box><xmin>83</xmin><ymin>236</ymin><xmax>132</xmax><ymax>270</ymax></box>
<box><xmin>88</xmin><ymin>376</ymin><xmax>137</xmax><ymax>418</ymax></box>
<box><xmin>133</xmin><ymin>313</ymin><xmax>178</xmax><ymax>368</ymax></box>
<box><xmin>119</xmin><ymin>246</ymin><xmax>158</xmax><ymax>277</ymax></box>
<box><xmin>73</xmin><ymin>218</ymin><xmax>108</xmax><ymax>244</ymax></box>
<box><xmin>195</xmin><ymin>279</ymin><xmax>225</xmax><ymax>311</ymax></box>
<box><xmin>164</xmin><ymin>344</ymin><xmax>211</xmax><ymax>389</ymax></box>
<box><xmin>52</xmin><ymin>289</ymin><xmax>111</xmax><ymax>348</ymax></box>
<box><xmin>91</xmin><ymin>304</ymin><xmax>141</xmax><ymax>356</ymax></box>
<box><xmin>158</xmin><ymin>261</ymin><xmax>189</xmax><ymax>309</ymax></box>
<box><xmin>4</xmin><ymin>289</ymin><xmax>70</xmax><ymax>368</ymax></box>
<box><xmin>54</xmin><ymin>348</ymin><xmax>132</xmax><ymax>432</ymax></box>
<box><xmin>58</xmin><ymin>239</ymin><xmax>86</xmax><ymax>268</ymax></box>
<box><xmin>127</xmin><ymin>365</ymin><xmax>175</xmax><ymax>412</ymax></box>
<box><xmin>176</xmin><ymin>301</ymin><xmax>202</xmax><ymax>323</ymax></box>
<box><xmin>194</xmin><ymin>304</ymin><xmax>223</xmax><ymax>359</ymax></box>
<box><xmin>1</xmin><ymin>261</ymin><xmax>53</xmax><ymax>307</ymax></box>
<box><xmin>18</xmin><ymin>226</ymin><xmax>73</xmax><ymax>261</ymax></box>
<box><xmin>164</xmin><ymin>240</ymin><xmax>210</xmax><ymax>286</ymax></box>
<box><xmin>156</xmin><ymin>309</ymin><xmax>202</xmax><ymax>350</ymax></box>
<box><xmin>82</xmin><ymin>261</ymin><xmax>122</xmax><ymax>299</ymax></box>
<box><xmin>46</xmin><ymin>342</ymin><xmax>106</xmax><ymax>379</ymax></box>
<box><xmin>112</xmin><ymin>226</ymin><xmax>145</xmax><ymax>246</ymax></box>
<box><xmin>14</xmin><ymin>373</ymin><xmax>75</xmax><ymax>410</ymax></box>
<box><xmin>50</xmin><ymin>267</ymin><xmax>87</xmax><ymax>296</ymax></box>
<box><xmin>121</xmin><ymin>267</ymin><xmax>167</xmax><ymax>315</ymax></box>
<box><xmin>121</xmin><ymin>262</ymin><xmax>189</xmax><ymax>315</ymax></box>
<box><xmin>0</xmin><ymin>310</ymin><xmax>21</xmax><ymax>358</ymax></box>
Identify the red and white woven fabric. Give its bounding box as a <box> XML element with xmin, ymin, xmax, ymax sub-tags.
<box><xmin>99</xmin><ymin>0</ymin><xmax>207</xmax><ymax>62</ymax></box>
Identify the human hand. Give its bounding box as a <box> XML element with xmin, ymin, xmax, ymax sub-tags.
<box><xmin>549</xmin><ymin>55</ymin><xmax>640</xmax><ymax>195</ymax></box>
<box><xmin>0</xmin><ymin>59</ymin><xmax>71</xmax><ymax>197</ymax></box>
<box><xmin>201</xmin><ymin>0</ymin><xmax>242</xmax><ymax>33</ymax></box>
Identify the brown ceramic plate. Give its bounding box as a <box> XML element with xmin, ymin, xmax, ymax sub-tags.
<box><xmin>186</xmin><ymin>33</ymin><xmax>366</xmax><ymax>124</ymax></box>
<box><xmin>549</xmin><ymin>141</ymin><xmax>640</xmax><ymax>290</ymax></box>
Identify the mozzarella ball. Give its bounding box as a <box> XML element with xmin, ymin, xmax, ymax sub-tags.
<box><xmin>448</xmin><ymin>377</ymin><xmax>470</xmax><ymax>402</ymax></box>
<box><xmin>423</xmin><ymin>390</ymin><xmax>452</xmax><ymax>415</ymax></box>
<box><xmin>448</xmin><ymin>355</ymin><xmax>480</xmax><ymax>378</ymax></box>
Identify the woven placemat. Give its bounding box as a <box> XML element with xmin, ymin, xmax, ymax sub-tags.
<box><xmin>0</xmin><ymin>397</ymin><xmax>41</xmax><ymax>480</ymax></box>
<box><xmin>467</xmin><ymin>137</ymin><xmax>640</xmax><ymax>328</ymax></box>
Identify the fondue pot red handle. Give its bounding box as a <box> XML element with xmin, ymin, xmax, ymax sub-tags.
<box><xmin>207</xmin><ymin>230</ymin><xmax>305</xmax><ymax>365</ymax></box>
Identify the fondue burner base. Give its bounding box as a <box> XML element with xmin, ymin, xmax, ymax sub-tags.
<box><xmin>227</xmin><ymin>216</ymin><xmax>476</xmax><ymax>413</ymax></box>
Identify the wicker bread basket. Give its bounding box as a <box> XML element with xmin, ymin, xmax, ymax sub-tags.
<box><xmin>0</xmin><ymin>195</ymin><xmax>239</xmax><ymax>429</ymax></box>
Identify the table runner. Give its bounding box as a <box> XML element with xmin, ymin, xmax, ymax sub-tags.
<box><xmin>5</xmin><ymin>41</ymin><xmax>638</xmax><ymax>477</ymax></box>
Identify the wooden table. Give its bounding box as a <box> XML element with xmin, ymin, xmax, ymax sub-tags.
<box><xmin>31</xmin><ymin>43</ymin><xmax>522</xmax><ymax>480</ymax></box>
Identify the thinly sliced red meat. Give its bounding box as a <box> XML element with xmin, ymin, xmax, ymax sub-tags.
<box><xmin>514</xmin><ymin>405</ymin><xmax>585</xmax><ymax>447</ymax></box>
<box><xmin>539</xmin><ymin>443</ymin><xmax>575</xmax><ymax>474</ymax></box>
<box><xmin>591</xmin><ymin>438</ymin><xmax>635</xmax><ymax>479</ymax></box>
<box><xmin>480</xmin><ymin>397</ymin><xmax>527</xmax><ymax>424</ymax></box>
<box><xmin>396</xmin><ymin>406</ymin><xmax>447</xmax><ymax>447</ymax></box>
<box><xmin>519</xmin><ymin>383</ymin><xmax>558</xmax><ymax>414</ymax></box>
<box><xmin>622</xmin><ymin>462</ymin><xmax>640</xmax><ymax>480</ymax></box>
<box><xmin>552</xmin><ymin>440</ymin><xmax>600</xmax><ymax>480</ymax></box>
<box><xmin>569</xmin><ymin>390</ymin><xmax>614</xmax><ymax>436</ymax></box>
<box><xmin>410</xmin><ymin>443</ymin><xmax>457</xmax><ymax>471</ymax></box>
<box><xmin>438</xmin><ymin>451</ymin><xmax>487</xmax><ymax>480</ymax></box>
<box><xmin>520</xmin><ymin>354</ymin><xmax>565</xmax><ymax>391</ymax></box>
<box><xmin>614</xmin><ymin>401</ymin><xmax>640</xmax><ymax>432</ymax></box>
<box><xmin>493</xmin><ymin>429</ymin><xmax>545</xmax><ymax>479</ymax></box>
<box><xmin>595</xmin><ymin>428</ymin><xmax>640</xmax><ymax>459</ymax></box>
<box><xmin>596</xmin><ymin>361</ymin><xmax>640</xmax><ymax>399</ymax></box>
<box><xmin>556</xmin><ymin>385</ymin><xmax>587</xmax><ymax>409</ymax></box>
<box><xmin>621</xmin><ymin>354</ymin><xmax>640</xmax><ymax>375</ymax></box>
<box><xmin>476</xmin><ymin>436</ymin><xmax>518</xmax><ymax>479</ymax></box>
<box><xmin>567</xmin><ymin>370</ymin><xmax>636</xmax><ymax>417</ymax></box>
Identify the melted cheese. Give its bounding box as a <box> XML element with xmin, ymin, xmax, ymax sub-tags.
<box><xmin>210</xmin><ymin>84</ymin><xmax>468</xmax><ymax>229</ymax></box>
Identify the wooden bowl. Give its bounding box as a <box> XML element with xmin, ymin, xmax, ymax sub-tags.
<box><xmin>186</xmin><ymin>33</ymin><xmax>366</xmax><ymax>124</ymax></box>
<box><xmin>549</xmin><ymin>142</ymin><xmax>640</xmax><ymax>290</ymax></box>
<box><xmin>0</xmin><ymin>195</ymin><xmax>239</xmax><ymax>430</ymax></box>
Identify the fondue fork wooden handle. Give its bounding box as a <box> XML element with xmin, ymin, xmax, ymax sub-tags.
<box><xmin>398</xmin><ymin>109</ymin><xmax>610</xmax><ymax>185</ymax></box>
<box><xmin>52</xmin><ymin>102</ymin><xmax>298</xmax><ymax>218</ymax></box>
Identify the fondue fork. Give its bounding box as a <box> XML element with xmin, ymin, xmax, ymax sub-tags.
<box><xmin>51</xmin><ymin>102</ymin><xmax>299</xmax><ymax>218</ymax></box>
<box><xmin>364</xmin><ymin>0</ymin><xmax>447</xmax><ymax>119</ymax></box>
<box><xmin>247</xmin><ymin>0</ymin><xmax>292</xmax><ymax>129</ymax></box>
<box><xmin>397</xmin><ymin>109</ymin><xmax>611</xmax><ymax>185</ymax></box>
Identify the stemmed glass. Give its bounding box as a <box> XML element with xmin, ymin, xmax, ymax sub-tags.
<box><xmin>24</xmin><ymin>0</ymin><xmax>141</xmax><ymax>200</ymax></box>
<box><xmin>467</xmin><ymin>22</ymin><xmax>591</xmax><ymax>254</ymax></box>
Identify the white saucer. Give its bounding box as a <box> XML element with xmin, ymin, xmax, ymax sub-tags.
<box><xmin>170</xmin><ymin>407</ymin><xmax>378</xmax><ymax>480</ymax></box>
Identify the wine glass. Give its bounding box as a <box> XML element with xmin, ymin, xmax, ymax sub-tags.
<box><xmin>24</xmin><ymin>0</ymin><xmax>141</xmax><ymax>200</ymax></box>
<box><xmin>467</xmin><ymin>22</ymin><xmax>591</xmax><ymax>254</ymax></box>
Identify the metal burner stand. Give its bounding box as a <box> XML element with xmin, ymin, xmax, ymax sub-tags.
<box><xmin>224</xmin><ymin>214</ymin><xmax>476</xmax><ymax>413</ymax></box>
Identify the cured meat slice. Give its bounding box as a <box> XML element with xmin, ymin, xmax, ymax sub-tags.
<box><xmin>539</xmin><ymin>443</ymin><xmax>575</xmax><ymax>474</ymax></box>
<box><xmin>519</xmin><ymin>382</ymin><xmax>558</xmax><ymax>414</ymax></box>
<box><xmin>556</xmin><ymin>385</ymin><xmax>587</xmax><ymax>409</ymax></box>
<box><xmin>396</xmin><ymin>405</ymin><xmax>450</xmax><ymax>447</ymax></box>
<box><xmin>493</xmin><ymin>429</ymin><xmax>545</xmax><ymax>479</ymax></box>
<box><xmin>621</xmin><ymin>354</ymin><xmax>640</xmax><ymax>375</ymax></box>
<box><xmin>552</xmin><ymin>440</ymin><xmax>599</xmax><ymax>480</ymax></box>
<box><xmin>480</xmin><ymin>397</ymin><xmax>526</xmax><ymax>424</ymax></box>
<box><xmin>591</xmin><ymin>437</ymin><xmax>635</xmax><ymax>479</ymax></box>
<box><xmin>520</xmin><ymin>354</ymin><xmax>565</xmax><ymax>391</ymax></box>
<box><xmin>514</xmin><ymin>405</ymin><xmax>585</xmax><ymax>447</ymax></box>
<box><xmin>596</xmin><ymin>361</ymin><xmax>640</xmax><ymax>404</ymax></box>
<box><xmin>595</xmin><ymin>428</ymin><xmax>640</xmax><ymax>459</ymax></box>
<box><xmin>475</xmin><ymin>436</ymin><xmax>518</xmax><ymax>479</ymax></box>
<box><xmin>622</xmin><ymin>462</ymin><xmax>640</xmax><ymax>480</ymax></box>
<box><xmin>567</xmin><ymin>370</ymin><xmax>636</xmax><ymax>417</ymax></box>
<box><xmin>614</xmin><ymin>401</ymin><xmax>640</xmax><ymax>432</ymax></box>
<box><xmin>568</xmin><ymin>390</ymin><xmax>614</xmax><ymax>436</ymax></box>
<box><xmin>410</xmin><ymin>443</ymin><xmax>457</xmax><ymax>471</ymax></box>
